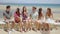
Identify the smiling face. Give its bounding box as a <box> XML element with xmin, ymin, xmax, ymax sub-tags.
<box><xmin>6</xmin><ymin>6</ymin><xmax>11</xmax><ymax>12</ymax></box>
<box><xmin>46</xmin><ymin>8</ymin><xmax>52</xmax><ymax>17</ymax></box>
<box><xmin>6</xmin><ymin>8</ymin><xmax>11</xmax><ymax>12</ymax></box>
<box><xmin>47</xmin><ymin>8</ymin><xmax>51</xmax><ymax>14</ymax></box>
<box><xmin>32</xmin><ymin>7</ymin><xmax>36</xmax><ymax>13</ymax></box>
<box><xmin>22</xmin><ymin>6</ymin><xmax>27</xmax><ymax>16</ymax></box>
<box><xmin>16</xmin><ymin>8</ymin><xmax>20</xmax><ymax>14</ymax></box>
<box><xmin>23</xmin><ymin>6</ymin><xmax>27</xmax><ymax>12</ymax></box>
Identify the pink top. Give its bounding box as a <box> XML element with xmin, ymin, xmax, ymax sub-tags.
<box><xmin>14</xmin><ymin>12</ymin><xmax>20</xmax><ymax>23</ymax></box>
<box><xmin>14</xmin><ymin>12</ymin><xmax>19</xmax><ymax>18</ymax></box>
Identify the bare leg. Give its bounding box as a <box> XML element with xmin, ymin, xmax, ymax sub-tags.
<box><xmin>23</xmin><ymin>21</ymin><xmax>28</xmax><ymax>32</ymax></box>
<box><xmin>32</xmin><ymin>21</ymin><xmax>37</xmax><ymax>31</ymax></box>
<box><xmin>34</xmin><ymin>21</ymin><xmax>41</xmax><ymax>31</ymax></box>
<box><xmin>28</xmin><ymin>19</ymin><xmax>32</xmax><ymax>31</ymax></box>
<box><xmin>26</xmin><ymin>20</ymin><xmax>31</xmax><ymax>31</ymax></box>
<box><xmin>26</xmin><ymin>22</ymin><xmax>28</xmax><ymax>31</ymax></box>
<box><xmin>19</xmin><ymin>22</ymin><xmax>23</xmax><ymax>32</ymax></box>
<box><xmin>23</xmin><ymin>22</ymin><xmax>26</xmax><ymax>32</ymax></box>
<box><xmin>54</xmin><ymin>25</ymin><xmax>58</xmax><ymax>30</ymax></box>
<box><xmin>43</xmin><ymin>23</ymin><xmax>50</xmax><ymax>31</ymax></box>
<box><xmin>27</xmin><ymin>22</ymin><xmax>31</xmax><ymax>31</ymax></box>
<box><xmin>11</xmin><ymin>21</ymin><xmax>15</xmax><ymax>31</ymax></box>
<box><xmin>6</xmin><ymin>22</ymin><xmax>11</xmax><ymax>31</ymax></box>
<box><xmin>37</xmin><ymin>23</ymin><xmax>41</xmax><ymax>30</ymax></box>
<box><xmin>1</xmin><ymin>24</ymin><xmax>4</xmax><ymax>29</ymax></box>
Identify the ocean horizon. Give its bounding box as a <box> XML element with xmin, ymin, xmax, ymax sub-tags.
<box><xmin>0</xmin><ymin>3</ymin><xmax>60</xmax><ymax>6</ymax></box>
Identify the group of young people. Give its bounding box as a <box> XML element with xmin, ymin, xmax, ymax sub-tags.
<box><xmin>3</xmin><ymin>5</ymin><xmax>54</xmax><ymax>32</ymax></box>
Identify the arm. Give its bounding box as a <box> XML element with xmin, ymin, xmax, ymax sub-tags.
<box><xmin>51</xmin><ymin>11</ymin><xmax>53</xmax><ymax>18</ymax></box>
<box><xmin>3</xmin><ymin>13</ymin><xmax>7</xmax><ymax>20</ymax></box>
<box><xmin>10</xmin><ymin>12</ymin><xmax>13</xmax><ymax>19</ymax></box>
<box><xmin>3</xmin><ymin>16</ymin><xmax>7</xmax><ymax>20</ymax></box>
<box><xmin>14</xmin><ymin>13</ymin><xmax>20</xmax><ymax>18</ymax></box>
<box><xmin>35</xmin><ymin>12</ymin><xmax>38</xmax><ymax>20</ymax></box>
<box><xmin>50</xmin><ymin>14</ymin><xmax>53</xmax><ymax>19</ymax></box>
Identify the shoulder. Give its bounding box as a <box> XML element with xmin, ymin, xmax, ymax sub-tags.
<box><xmin>3</xmin><ymin>11</ymin><xmax>6</xmax><ymax>15</ymax></box>
<box><xmin>3</xmin><ymin>11</ymin><xmax>6</xmax><ymax>16</ymax></box>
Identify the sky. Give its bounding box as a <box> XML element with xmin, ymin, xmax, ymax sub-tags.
<box><xmin>0</xmin><ymin>0</ymin><xmax>60</xmax><ymax>4</ymax></box>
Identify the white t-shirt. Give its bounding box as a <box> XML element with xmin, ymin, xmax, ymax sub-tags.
<box><xmin>31</xmin><ymin>11</ymin><xmax>38</xmax><ymax>20</ymax></box>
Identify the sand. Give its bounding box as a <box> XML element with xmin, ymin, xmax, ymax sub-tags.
<box><xmin>0</xmin><ymin>29</ymin><xmax>60</xmax><ymax>34</ymax></box>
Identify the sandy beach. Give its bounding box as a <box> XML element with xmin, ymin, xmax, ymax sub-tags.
<box><xmin>0</xmin><ymin>28</ymin><xmax>60</xmax><ymax>34</ymax></box>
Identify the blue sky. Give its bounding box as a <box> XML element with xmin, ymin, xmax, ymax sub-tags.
<box><xmin>0</xmin><ymin>0</ymin><xmax>60</xmax><ymax>4</ymax></box>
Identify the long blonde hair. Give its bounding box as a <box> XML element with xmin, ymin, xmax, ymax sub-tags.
<box><xmin>46</xmin><ymin>8</ymin><xmax>53</xmax><ymax>18</ymax></box>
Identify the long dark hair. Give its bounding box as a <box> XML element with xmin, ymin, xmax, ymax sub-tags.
<box><xmin>22</xmin><ymin>6</ymin><xmax>27</xmax><ymax>15</ymax></box>
<box><xmin>38</xmin><ymin>8</ymin><xmax>43</xmax><ymax>19</ymax></box>
<box><xmin>16</xmin><ymin>8</ymin><xmax>20</xmax><ymax>17</ymax></box>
